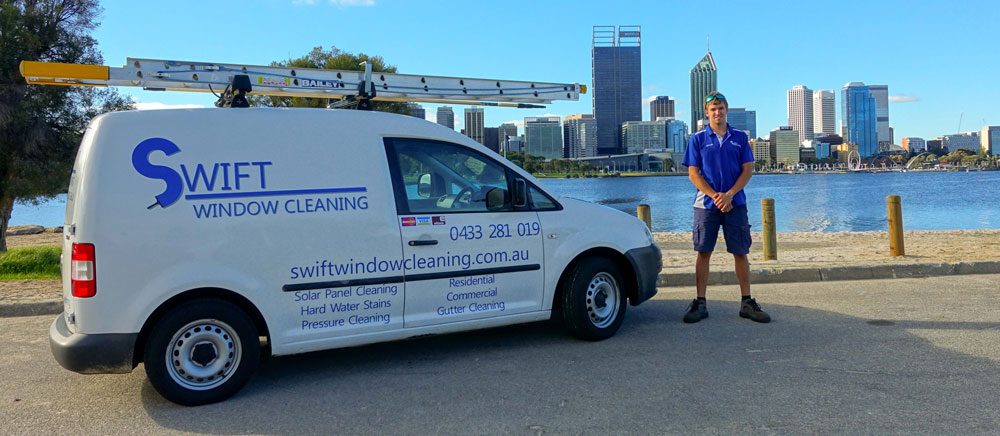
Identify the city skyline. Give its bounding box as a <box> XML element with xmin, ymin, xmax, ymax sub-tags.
<box><xmin>90</xmin><ymin>0</ymin><xmax>998</xmax><ymax>143</ymax></box>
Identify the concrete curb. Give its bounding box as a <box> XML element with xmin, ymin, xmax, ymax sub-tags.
<box><xmin>657</xmin><ymin>260</ymin><xmax>1000</xmax><ymax>287</ymax></box>
<box><xmin>0</xmin><ymin>301</ymin><xmax>62</xmax><ymax>318</ymax></box>
<box><xmin>2</xmin><ymin>261</ymin><xmax>999</xmax><ymax>318</ymax></box>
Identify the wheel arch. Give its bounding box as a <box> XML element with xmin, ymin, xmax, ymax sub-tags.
<box><xmin>132</xmin><ymin>288</ymin><xmax>270</xmax><ymax>367</ymax></box>
<box><xmin>552</xmin><ymin>247</ymin><xmax>639</xmax><ymax>313</ymax></box>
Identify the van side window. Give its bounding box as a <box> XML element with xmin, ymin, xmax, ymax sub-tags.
<box><xmin>387</xmin><ymin>140</ymin><xmax>513</xmax><ymax>214</ymax></box>
<box><xmin>528</xmin><ymin>185</ymin><xmax>559</xmax><ymax>211</ymax></box>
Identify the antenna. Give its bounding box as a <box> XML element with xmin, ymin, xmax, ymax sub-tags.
<box><xmin>958</xmin><ymin>112</ymin><xmax>963</xmax><ymax>133</ymax></box>
<box><xmin>707</xmin><ymin>34</ymin><xmax>710</xmax><ymax>52</ymax></box>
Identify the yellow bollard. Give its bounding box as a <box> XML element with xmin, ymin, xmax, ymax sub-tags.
<box><xmin>637</xmin><ymin>204</ymin><xmax>651</xmax><ymax>230</ymax></box>
<box><xmin>887</xmin><ymin>195</ymin><xmax>905</xmax><ymax>256</ymax></box>
<box><xmin>761</xmin><ymin>198</ymin><xmax>777</xmax><ymax>260</ymax></box>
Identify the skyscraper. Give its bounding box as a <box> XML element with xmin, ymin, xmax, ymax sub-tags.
<box><xmin>436</xmin><ymin>106</ymin><xmax>455</xmax><ymax>129</ymax></box>
<box><xmin>901</xmin><ymin>137</ymin><xmax>926</xmax><ymax>153</ymax></box>
<box><xmin>787</xmin><ymin>85</ymin><xmax>814</xmax><ymax>142</ymax></box>
<box><xmin>592</xmin><ymin>25</ymin><xmax>642</xmax><ymax>155</ymax></box>
<box><xmin>689</xmin><ymin>46</ymin><xmax>717</xmax><ymax>131</ymax></box>
<box><xmin>621</xmin><ymin>120</ymin><xmax>666</xmax><ymax>154</ymax></box>
<box><xmin>524</xmin><ymin>116</ymin><xmax>563</xmax><ymax>160</ymax></box>
<box><xmin>770</xmin><ymin>126</ymin><xmax>800</xmax><ymax>165</ymax></box>
<box><xmin>464</xmin><ymin>107</ymin><xmax>484</xmax><ymax>145</ymax></box>
<box><xmin>407</xmin><ymin>103</ymin><xmax>425</xmax><ymax>120</ymax></box>
<box><xmin>666</xmin><ymin>119</ymin><xmax>689</xmax><ymax>152</ymax></box>
<box><xmin>841</xmin><ymin>82</ymin><xmax>878</xmax><ymax>157</ymax></box>
<box><xmin>650</xmin><ymin>96</ymin><xmax>675</xmax><ymax>121</ymax></box>
<box><xmin>563</xmin><ymin>114</ymin><xmax>597</xmax><ymax>158</ymax></box>
<box><xmin>869</xmin><ymin>85</ymin><xmax>890</xmax><ymax>145</ymax></box>
<box><xmin>983</xmin><ymin>126</ymin><xmax>1000</xmax><ymax>156</ymax></box>
<box><xmin>727</xmin><ymin>108</ymin><xmax>756</xmax><ymax>139</ymax></box>
<box><xmin>812</xmin><ymin>90</ymin><xmax>836</xmax><ymax>136</ymax></box>
<box><xmin>483</xmin><ymin>127</ymin><xmax>500</xmax><ymax>153</ymax></box>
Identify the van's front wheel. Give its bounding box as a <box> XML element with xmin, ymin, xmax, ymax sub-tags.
<box><xmin>560</xmin><ymin>257</ymin><xmax>627</xmax><ymax>341</ymax></box>
<box><xmin>143</xmin><ymin>299</ymin><xmax>260</xmax><ymax>406</ymax></box>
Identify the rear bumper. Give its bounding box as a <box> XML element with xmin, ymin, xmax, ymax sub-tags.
<box><xmin>50</xmin><ymin>314</ymin><xmax>137</xmax><ymax>374</ymax></box>
<box><xmin>625</xmin><ymin>243</ymin><xmax>662</xmax><ymax>305</ymax></box>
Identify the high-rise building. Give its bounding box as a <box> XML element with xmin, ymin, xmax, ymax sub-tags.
<box><xmin>941</xmin><ymin>131</ymin><xmax>980</xmax><ymax>152</ymax></box>
<box><xmin>770</xmin><ymin>126</ymin><xmax>800</xmax><ymax>165</ymax></box>
<box><xmin>750</xmin><ymin>138</ymin><xmax>773</xmax><ymax>164</ymax></box>
<box><xmin>665</xmin><ymin>119</ymin><xmax>689</xmax><ymax>152</ymax></box>
<box><xmin>727</xmin><ymin>108</ymin><xmax>756</xmax><ymax>139</ymax></box>
<box><xmin>812</xmin><ymin>90</ymin><xmax>836</xmax><ymax>136</ymax></box>
<box><xmin>407</xmin><ymin>103</ymin><xmax>425</xmax><ymax>120</ymax></box>
<box><xmin>650</xmin><ymin>96</ymin><xmax>675</xmax><ymax>121</ymax></box>
<box><xmin>524</xmin><ymin>116</ymin><xmax>563</xmax><ymax>160</ymax></box>
<box><xmin>901</xmin><ymin>137</ymin><xmax>926</xmax><ymax>153</ymax></box>
<box><xmin>787</xmin><ymin>85</ymin><xmax>814</xmax><ymax>142</ymax></box>
<box><xmin>841</xmin><ymin>82</ymin><xmax>878</xmax><ymax>157</ymax></box>
<box><xmin>499</xmin><ymin>122</ymin><xmax>518</xmax><ymax>151</ymax></box>
<box><xmin>690</xmin><ymin>47</ymin><xmax>718</xmax><ymax>131</ymax></box>
<box><xmin>563</xmin><ymin>114</ymin><xmax>598</xmax><ymax>159</ymax></box>
<box><xmin>483</xmin><ymin>127</ymin><xmax>500</xmax><ymax>153</ymax></box>
<box><xmin>982</xmin><ymin>126</ymin><xmax>1000</xmax><ymax>156</ymax></box>
<box><xmin>801</xmin><ymin>140</ymin><xmax>831</xmax><ymax>160</ymax></box>
<box><xmin>869</xmin><ymin>85</ymin><xmax>890</xmax><ymax>145</ymax></box>
<box><xmin>464</xmin><ymin>107</ymin><xmax>484</xmax><ymax>145</ymax></box>
<box><xmin>592</xmin><ymin>25</ymin><xmax>642</xmax><ymax>155</ymax></box>
<box><xmin>926</xmin><ymin>139</ymin><xmax>943</xmax><ymax>152</ymax></box>
<box><xmin>436</xmin><ymin>106</ymin><xmax>455</xmax><ymax>129</ymax></box>
<box><xmin>621</xmin><ymin>120</ymin><xmax>666</xmax><ymax>153</ymax></box>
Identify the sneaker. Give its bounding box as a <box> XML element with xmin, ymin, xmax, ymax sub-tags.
<box><xmin>683</xmin><ymin>299</ymin><xmax>708</xmax><ymax>323</ymax></box>
<box><xmin>739</xmin><ymin>298</ymin><xmax>771</xmax><ymax>323</ymax></box>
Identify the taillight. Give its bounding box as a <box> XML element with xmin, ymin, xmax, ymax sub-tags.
<box><xmin>71</xmin><ymin>243</ymin><xmax>96</xmax><ymax>298</ymax></box>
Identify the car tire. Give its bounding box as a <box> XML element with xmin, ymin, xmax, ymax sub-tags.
<box><xmin>143</xmin><ymin>299</ymin><xmax>260</xmax><ymax>406</ymax></box>
<box><xmin>560</xmin><ymin>257</ymin><xmax>627</xmax><ymax>341</ymax></box>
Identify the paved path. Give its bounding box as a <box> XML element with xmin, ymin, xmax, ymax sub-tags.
<box><xmin>2</xmin><ymin>275</ymin><xmax>999</xmax><ymax>435</ymax></box>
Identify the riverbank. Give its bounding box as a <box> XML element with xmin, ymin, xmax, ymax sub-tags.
<box><xmin>3</xmin><ymin>229</ymin><xmax>998</xmax><ymax>306</ymax></box>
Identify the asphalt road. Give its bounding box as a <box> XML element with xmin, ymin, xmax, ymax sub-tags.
<box><xmin>2</xmin><ymin>274</ymin><xmax>999</xmax><ymax>435</ymax></box>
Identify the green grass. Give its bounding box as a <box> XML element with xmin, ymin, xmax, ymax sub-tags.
<box><xmin>0</xmin><ymin>246</ymin><xmax>62</xmax><ymax>280</ymax></box>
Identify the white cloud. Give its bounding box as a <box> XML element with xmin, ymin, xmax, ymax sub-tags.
<box><xmin>134</xmin><ymin>102</ymin><xmax>205</xmax><ymax>110</ymax></box>
<box><xmin>889</xmin><ymin>95</ymin><xmax>919</xmax><ymax>103</ymax></box>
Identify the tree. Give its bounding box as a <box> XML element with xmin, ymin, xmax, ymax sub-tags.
<box><xmin>249</xmin><ymin>46</ymin><xmax>409</xmax><ymax>115</ymax></box>
<box><xmin>1</xmin><ymin>0</ymin><xmax>134</xmax><ymax>252</ymax></box>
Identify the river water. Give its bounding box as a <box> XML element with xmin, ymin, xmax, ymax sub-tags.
<box><xmin>9</xmin><ymin>171</ymin><xmax>999</xmax><ymax>232</ymax></box>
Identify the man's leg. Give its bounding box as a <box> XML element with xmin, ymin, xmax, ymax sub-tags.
<box><xmin>696</xmin><ymin>251</ymin><xmax>713</xmax><ymax>298</ymax></box>
<box><xmin>733</xmin><ymin>253</ymin><xmax>750</xmax><ymax>297</ymax></box>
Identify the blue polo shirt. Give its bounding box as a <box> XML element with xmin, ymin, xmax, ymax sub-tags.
<box><xmin>681</xmin><ymin>124</ymin><xmax>754</xmax><ymax>210</ymax></box>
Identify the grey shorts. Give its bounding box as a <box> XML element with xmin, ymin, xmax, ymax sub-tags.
<box><xmin>693</xmin><ymin>205</ymin><xmax>752</xmax><ymax>255</ymax></box>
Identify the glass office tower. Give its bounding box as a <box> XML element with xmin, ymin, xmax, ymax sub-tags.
<box><xmin>841</xmin><ymin>82</ymin><xmax>878</xmax><ymax>157</ymax></box>
<box><xmin>592</xmin><ymin>25</ymin><xmax>642</xmax><ymax>155</ymax></box>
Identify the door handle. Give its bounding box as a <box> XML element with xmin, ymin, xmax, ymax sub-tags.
<box><xmin>408</xmin><ymin>239</ymin><xmax>438</xmax><ymax>246</ymax></box>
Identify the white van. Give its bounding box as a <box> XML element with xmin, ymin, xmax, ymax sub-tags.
<box><xmin>50</xmin><ymin>108</ymin><xmax>661</xmax><ymax>405</ymax></box>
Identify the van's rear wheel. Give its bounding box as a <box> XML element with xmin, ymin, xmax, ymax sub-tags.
<box><xmin>560</xmin><ymin>257</ymin><xmax>627</xmax><ymax>341</ymax></box>
<box><xmin>143</xmin><ymin>299</ymin><xmax>259</xmax><ymax>406</ymax></box>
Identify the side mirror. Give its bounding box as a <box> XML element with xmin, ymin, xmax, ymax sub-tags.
<box><xmin>513</xmin><ymin>179</ymin><xmax>527</xmax><ymax>208</ymax></box>
<box><xmin>417</xmin><ymin>174</ymin><xmax>433</xmax><ymax>198</ymax></box>
<box><xmin>486</xmin><ymin>187</ymin><xmax>509</xmax><ymax>210</ymax></box>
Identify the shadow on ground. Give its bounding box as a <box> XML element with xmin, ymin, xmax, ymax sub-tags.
<box><xmin>135</xmin><ymin>298</ymin><xmax>1000</xmax><ymax>435</ymax></box>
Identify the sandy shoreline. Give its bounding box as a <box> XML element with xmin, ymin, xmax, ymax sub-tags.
<box><xmin>3</xmin><ymin>229</ymin><xmax>998</xmax><ymax>303</ymax></box>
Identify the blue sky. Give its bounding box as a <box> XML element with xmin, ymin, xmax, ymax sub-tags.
<box><xmin>91</xmin><ymin>0</ymin><xmax>998</xmax><ymax>141</ymax></box>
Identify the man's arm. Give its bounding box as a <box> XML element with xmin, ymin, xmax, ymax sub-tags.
<box><xmin>714</xmin><ymin>162</ymin><xmax>753</xmax><ymax>211</ymax></box>
<box><xmin>687</xmin><ymin>166</ymin><xmax>718</xmax><ymax>198</ymax></box>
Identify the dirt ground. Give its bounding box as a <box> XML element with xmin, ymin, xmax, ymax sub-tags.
<box><xmin>3</xmin><ymin>229</ymin><xmax>999</xmax><ymax>304</ymax></box>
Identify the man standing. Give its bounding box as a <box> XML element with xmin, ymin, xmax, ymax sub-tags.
<box><xmin>680</xmin><ymin>91</ymin><xmax>770</xmax><ymax>323</ymax></box>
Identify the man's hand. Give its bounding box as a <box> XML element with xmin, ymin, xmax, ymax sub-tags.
<box><xmin>713</xmin><ymin>192</ymin><xmax>734</xmax><ymax>212</ymax></box>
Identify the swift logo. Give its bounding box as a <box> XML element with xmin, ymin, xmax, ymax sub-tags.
<box><xmin>131</xmin><ymin>138</ymin><xmax>272</xmax><ymax>209</ymax></box>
